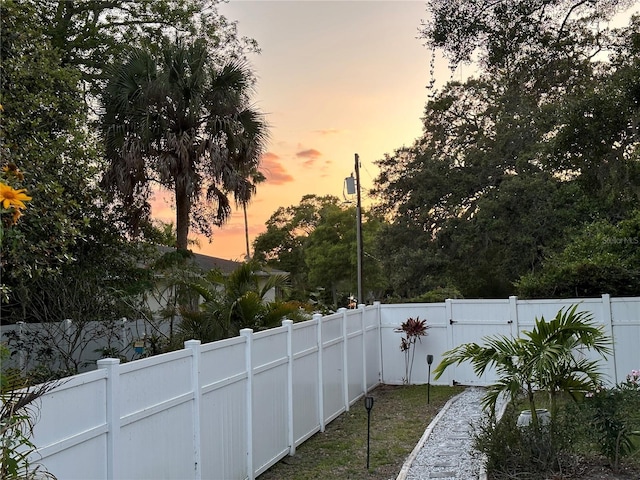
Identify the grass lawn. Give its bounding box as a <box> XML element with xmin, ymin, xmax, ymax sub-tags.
<box><xmin>257</xmin><ymin>384</ymin><xmax>465</xmax><ymax>480</ymax></box>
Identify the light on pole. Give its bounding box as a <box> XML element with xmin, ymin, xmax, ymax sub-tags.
<box><xmin>426</xmin><ymin>354</ymin><xmax>434</xmax><ymax>404</ymax></box>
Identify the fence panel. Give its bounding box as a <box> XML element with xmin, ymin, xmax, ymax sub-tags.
<box><xmin>0</xmin><ymin>318</ymin><xmax>173</xmax><ymax>373</ymax></box>
<box><xmin>321</xmin><ymin>312</ymin><xmax>346</xmax><ymax>423</ymax></box>
<box><xmin>610</xmin><ymin>297</ymin><xmax>640</xmax><ymax>382</ymax></box>
<box><xmin>199</xmin><ymin>337</ymin><xmax>248</xmax><ymax>480</ymax></box>
<box><xmin>379</xmin><ymin>303</ymin><xmax>448</xmax><ymax>385</ymax></box>
<box><xmin>344</xmin><ymin>309</ymin><xmax>363</xmax><ymax>405</ymax></box>
<box><xmin>118</xmin><ymin>350</ymin><xmax>196</xmax><ymax>479</ymax></box>
<box><xmin>252</xmin><ymin>327</ymin><xmax>289</xmax><ymax>476</ymax></box>
<box><xmin>31</xmin><ymin>370</ymin><xmax>108</xmax><ymax>479</ymax></box>
<box><xmin>365</xmin><ymin>317</ymin><xmax>381</xmax><ymax>389</ymax></box>
<box><xmin>292</xmin><ymin>320</ymin><xmax>321</xmax><ymax>446</ymax></box>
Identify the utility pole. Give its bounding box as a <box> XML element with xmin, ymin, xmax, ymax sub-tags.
<box><xmin>355</xmin><ymin>153</ymin><xmax>363</xmax><ymax>304</ymax></box>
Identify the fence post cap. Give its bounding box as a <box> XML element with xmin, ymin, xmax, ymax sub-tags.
<box><xmin>97</xmin><ymin>358</ymin><xmax>121</xmax><ymax>366</ymax></box>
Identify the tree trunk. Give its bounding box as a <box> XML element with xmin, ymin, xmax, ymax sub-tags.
<box><xmin>243</xmin><ymin>202</ymin><xmax>250</xmax><ymax>260</ymax></box>
<box><xmin>175</xmin><ymin>182</ymin><xmax>190</xmax><ymax>251</ymax></box>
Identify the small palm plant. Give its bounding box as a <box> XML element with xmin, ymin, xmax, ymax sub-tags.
<box><xmin>433</xmin><ymin>305</ymin><xmax>611</xmax><ymax>429</ymax></box>
<box><xmin>178</xmin><ymin>261</ymin><xmax>304</xmax><ymax>343</ymax></box>
<box><xmin>396</xmin><ymin>317</ymin><xmax>429</xmax><ymax>385</ymax></box>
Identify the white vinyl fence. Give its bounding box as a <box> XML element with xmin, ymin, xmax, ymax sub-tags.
<box><xmin>378</xmin><ymin>295</ymin><xmax>640</xmax><ymax>387</ymax></box>
<box><xmin>27</xmin><ymin>307</ymin><xmax>381</xmax><ymax>480</ymax></box>
<box><xmin>15</xmin><ymin>295</ymin><xmax>640</xmax><ymax>479</ymax></box>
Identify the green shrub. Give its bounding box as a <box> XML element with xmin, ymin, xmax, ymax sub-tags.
<box><xmin>409</xmin><ymin>286</ymin><xmax>464</xmax><ymax>303</ymax></box>
<box><xmin>581</xmin><ymin>371</ymin><xmax>640</xmax><ymax>471</ymax></box>
<box><xmin>473</xmin><ymin>403</ymin><xmax>581</xmax><ymax>479</ymax></box>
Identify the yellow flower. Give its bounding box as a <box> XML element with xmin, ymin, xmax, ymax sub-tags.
<box><xmin>0</xmin><ymin>182</ymin><xmax>32</xmax><ymax>210</ymax></box>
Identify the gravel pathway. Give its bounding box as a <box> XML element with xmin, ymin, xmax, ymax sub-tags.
<box><xmin>397</xmin><ymin>387</ymin><xmax>505</xmax><ymax>480</ymax></box>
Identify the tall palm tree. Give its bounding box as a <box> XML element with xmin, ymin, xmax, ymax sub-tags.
<box><xmin>238</xmin><ymin>168</ymin><xmax>265</xmax><ymax>260</ymax></box>
<box><xmin>101</xmin><ymin>37</ymin><xmax>268</xmax><ymax>251</ymax></box>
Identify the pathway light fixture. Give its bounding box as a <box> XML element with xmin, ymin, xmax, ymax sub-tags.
<box><xmin>364</xmin><ymin>395</ymin><xmax>374</xmax><ymax>469</ymax></box>
<box><xmin>427</xmin><ymin>354</ymin><xmax>434</xmax><ymax>404</ymax></box>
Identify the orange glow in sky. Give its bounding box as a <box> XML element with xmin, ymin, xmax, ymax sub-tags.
<box><xmin>151</xmin><ymin>1</ymin><xmax>471</xmax><ymax>259</ymax></box>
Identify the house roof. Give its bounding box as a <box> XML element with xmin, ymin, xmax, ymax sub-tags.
<box><xmin>192</xmin><ymin>253</ymin><xmax>243</xmax><ymax>274</ymax></box>
<box><xmin>156</xmin><ymin>246</ymin><xmax>288</xmax><ymax>276</ymax></box>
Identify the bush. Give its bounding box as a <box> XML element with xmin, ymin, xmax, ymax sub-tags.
<box><xmin>409</xmin><ymin>286</ymin><xmax>464</xmax><ymax>303</ymax></box>
<box><xmin>474</xmin><ymin>372</ymin><xmax>640</xmax><ymax>478</ymax></box>
<box><xmin>473</xmin><ymin>403</ymin><xmax>581</xmax><ymax>479</ymax></box>
<box><xmin>580</xmin><ymin>371</ymin><xmax>640</xmax><ymax>471</ymax></box>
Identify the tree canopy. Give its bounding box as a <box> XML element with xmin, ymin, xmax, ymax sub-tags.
<box><xmin>0</xmin><ymin>0</ymin><xmax>152</xmax><ymax>323</ymax></box>
<box><xmin>0</xmin><ymin>0</ymin><xmax>264</xmax><ymax>325</ymax></box>
<box><xmin>372</xmin><ymin>0</ymin><xmax>640</xmax><ymax>298</ymax></box>
<box><xmin>253</xmin><ymin>195</ymin><xmax>387</xmax><ymax>307</ymax></box>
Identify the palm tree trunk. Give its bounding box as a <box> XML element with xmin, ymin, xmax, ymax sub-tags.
<box><xmin>243</xmin><ymin>202</ymin><xmax>250</xmax><ymax>260</ymax></box>
<box><xmin>175</xmin><ymin>182</ymin><xmax>190</xmax><ymax>251</ymax></box>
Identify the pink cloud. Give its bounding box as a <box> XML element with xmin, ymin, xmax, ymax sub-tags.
<box><xmin>260</xmin><ymin>152</ymin><xmax>294</xmax><ymax>185</ymax></box>
<box><xmin>296</xmin><ymin>148</ymin><xmax>323</xmax><ymax>167</ymax></box>
<box><xmin>296</xmin><ymin>148</ymin><xmax>322</xmax><ymax>160</ymax></box>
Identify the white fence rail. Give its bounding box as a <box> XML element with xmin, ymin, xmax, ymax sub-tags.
<box><xmin>16</xmin><ymin>295</ymin><xmax>640</xmax><ymax>479</ymax></box>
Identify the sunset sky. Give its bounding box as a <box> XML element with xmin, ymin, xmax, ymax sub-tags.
<box><xmin>151</xmin><ymin>0</ymin><xmax>637</xmax><ymax>261</ymax></box>
<box><xmin>152</xmin><ymin>0</ymin><xmax>456</xmax><ymax>259</ymax></box>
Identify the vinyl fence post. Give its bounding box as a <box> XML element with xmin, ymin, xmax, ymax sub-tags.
<box><xmin>97</xmin><ymin>358</ymin><xmax>121</xmax><ymax>480</ymax></box>
<box><xmin>185</xmin><ymin>340</ymin><xmax>202</xmax><ymax>480</ymax></box>
<box><xmin>282</xmin><ymin>319</ymin><xmax>295</xmax><ymax>455</ymax></box>
<box><xmin>240</xmin><ymin>328</ymin><xmax>255</xmax><ymax>480</ymax></box>
<box><xmin>508</xmin><ymin>296</ymin><xmax>518</xmax><ymax>337</ymax></box>
<box><xmin>314</xmin><ymin>314</ymin><xmax>325</xmax><ymax>432</ymax></box>
<box><xmin>120</xmin><ymin>318</ymin><xmax>128</xmax><ymax>355</ymax></box>
<box><xmin>360</xmin><ymin>305</ymin><xmax>367</xmax><ymax>395</ymax></box>
<box><xmin>63</xmin><ymin>319</ymin><xmax>72</xmax><ymax>369</ymax></box>
<box><xmin>340</xmin><ymin>307</ymin><xmax>349</xmax><ymax>411</ymax></box>
<box><xmin>601</xmin><ymin>294</ymin><xmax>618</xmax><ymax>383</ymax></box>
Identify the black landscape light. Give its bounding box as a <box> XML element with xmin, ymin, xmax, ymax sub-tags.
<box><xmin>426</xmin><ymin>355</ymin><xmax>434</xmax><ymax>404</ymax></box>
<box><xmin>364</xmin><ymin>395</ymin><xmax>374</xmax><ymax>470</ymax></box>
